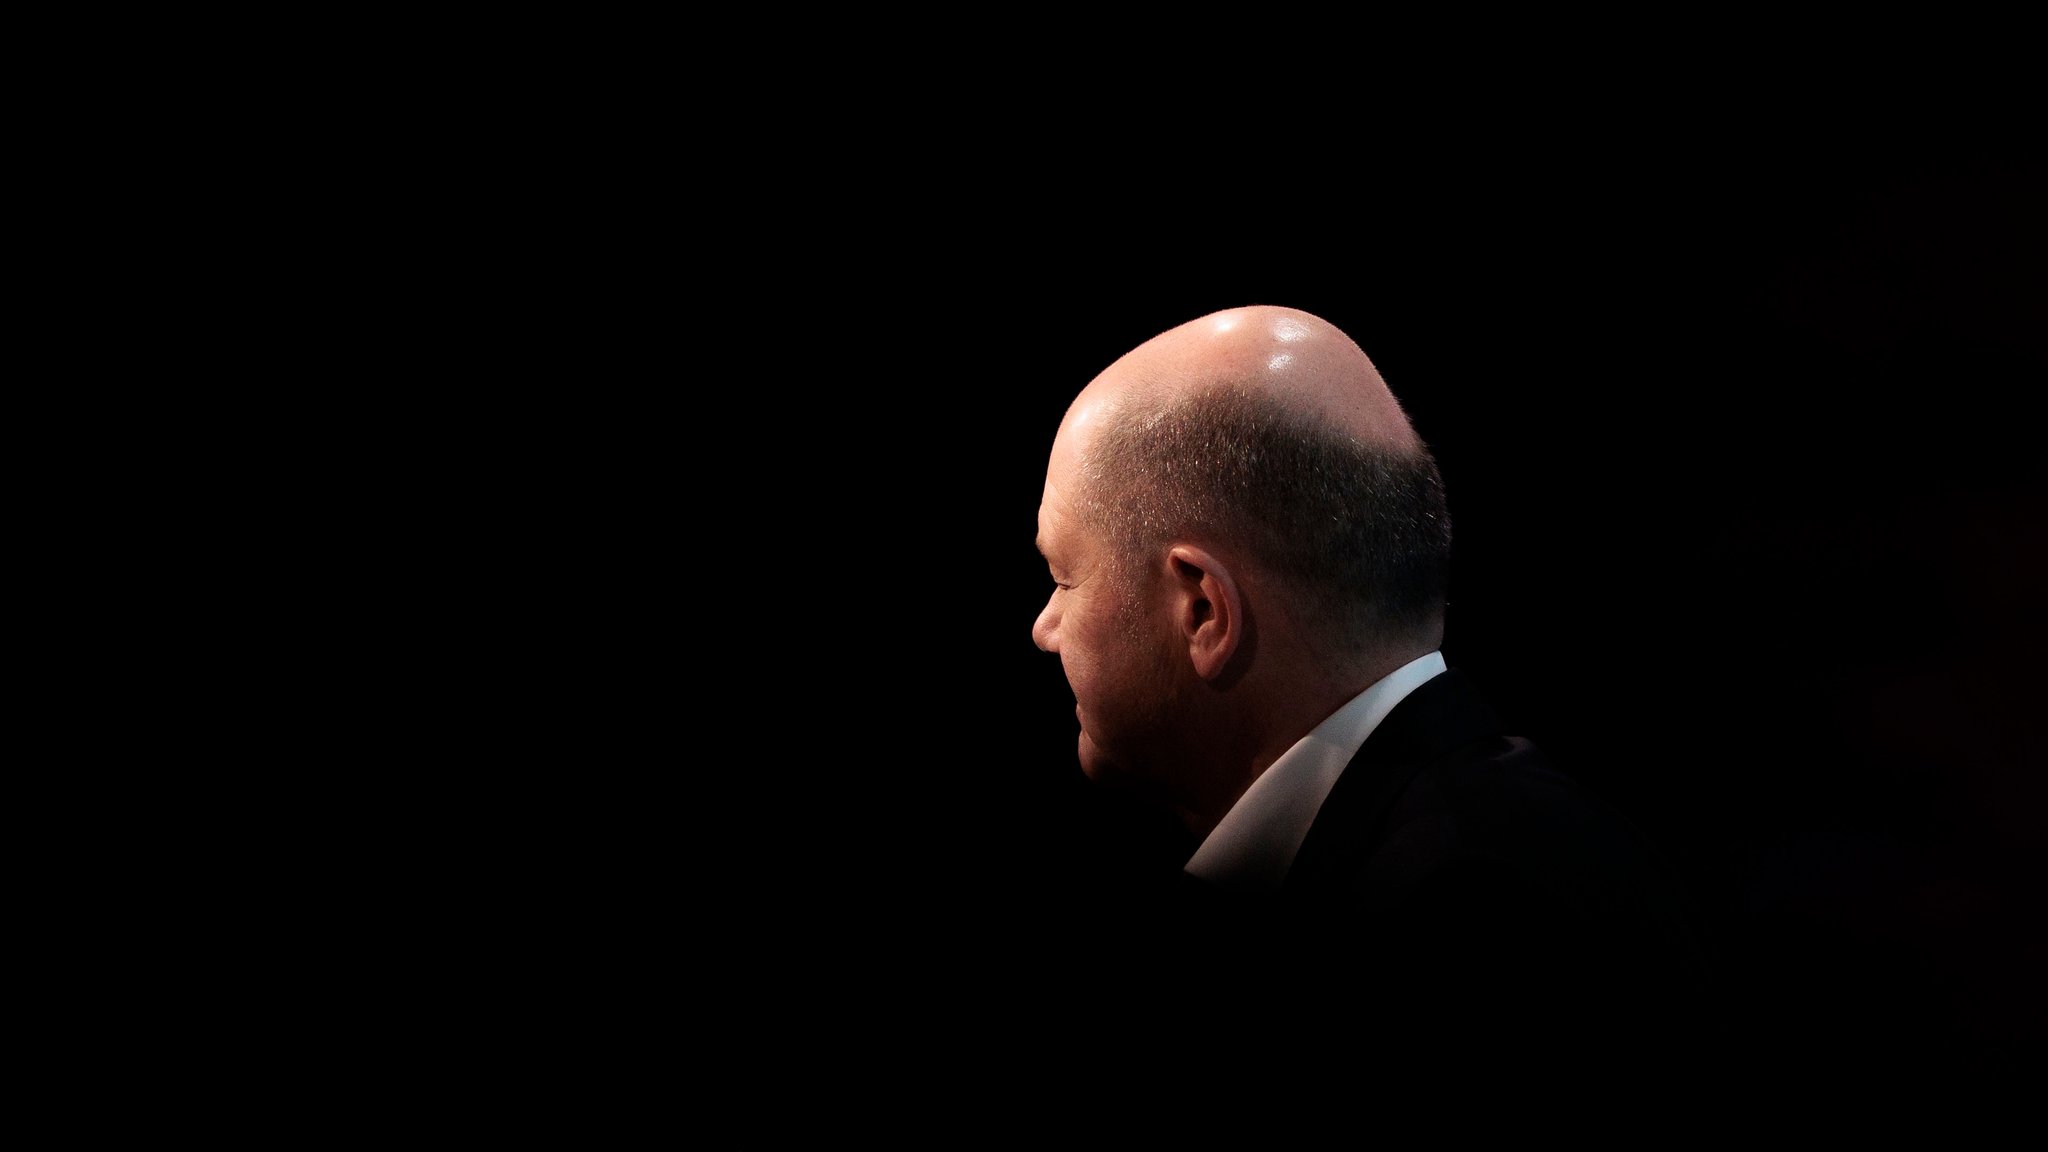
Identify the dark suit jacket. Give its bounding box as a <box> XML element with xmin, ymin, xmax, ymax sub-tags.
<box><xmin>1168</xmin><ymin>669</ymin><xmax>1725</xmax><ymax>1059</ymax></box>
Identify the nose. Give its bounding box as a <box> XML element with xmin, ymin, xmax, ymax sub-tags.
<box><xmin>1032</xmin><ymin>597</ymin><xmax>1058</xmax><ymax>653</ymax></box>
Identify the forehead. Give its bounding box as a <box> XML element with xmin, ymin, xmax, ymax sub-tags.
<box><xmin>1035</xmin><ymin>474</ymin><xmax>1081</xmax><ymax>561</ymax></box>
<box><xmin>1049</xmin><ymin>389</ymin><xmax>1110</xmax><ymax>477</ymax></box>
<box><xmin>1038</xmin><ymin>391</ymin><xmax>1102</xmax><ymax>539</ymax></box>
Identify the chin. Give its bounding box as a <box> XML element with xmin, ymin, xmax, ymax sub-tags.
<box><xmin>1076</xmin><ymin>732</ymin><xmax>1118</xmax><ymax>782</ymax></box>
<box><xmin>1077</xmin><ymin>739</ymin><xmax>1108</xmax><ymax>780</ymax></box>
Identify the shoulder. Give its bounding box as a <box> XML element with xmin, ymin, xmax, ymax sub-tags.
<box><xmin>1289</xmin><ymin>668</ymin><xmax>1600</xmax><ymax>899</ymax></box>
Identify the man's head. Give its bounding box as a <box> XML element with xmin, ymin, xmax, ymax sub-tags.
<box><xmin>1032</xmin><ymin>305</ymin><xmax>1451</xmax><ymax>829</ymax></box>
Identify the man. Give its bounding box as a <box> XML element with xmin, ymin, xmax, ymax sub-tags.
<box><xmin>1032</xmin><ymin>304</ymin><xmax>1719</xmax><ymax>1054</ymax></box>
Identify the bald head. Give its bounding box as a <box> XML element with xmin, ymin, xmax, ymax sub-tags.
<box><xmin>1061</xmin><ymin>305</ymin><xmax>1422</xmax><ymax>465</ymax></box>
<box><xmin>1046</xmin><ymin>304</ymin><xmax>1452</xmax><ymax>670</ymax></box>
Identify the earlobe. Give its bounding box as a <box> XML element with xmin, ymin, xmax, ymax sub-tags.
<box><xmin>1168</xmin><ymin>545</ymin><xmax>1241</xmax><ymax>681</ymax></box>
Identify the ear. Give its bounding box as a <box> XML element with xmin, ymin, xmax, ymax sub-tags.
<box><xmin>1165</xmin><ymin>544</ymin><xmax>1242</xmax><ymax>682</ymax></box>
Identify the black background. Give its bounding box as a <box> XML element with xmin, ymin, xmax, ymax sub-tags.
<box><xmin>815</xmin><ymin>153</ymin><xmax>2044</xmax><ymax>1059</ymax></box>
<box><xmin>489</xmin><ymin>141</ymin><xmax>2042</xmax><ymax>1082</ymax></box>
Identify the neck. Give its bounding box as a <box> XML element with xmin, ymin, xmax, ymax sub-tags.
<box><xmin>1179</xmin><ymin>643</ymin><xmax>1437</xmax><ymax>839</ymax></box>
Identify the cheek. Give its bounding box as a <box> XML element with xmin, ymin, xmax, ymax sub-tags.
<box><xmin>1058</xmin><ymin>607</ymin><xmax>1120</xmax><ymax>700</ymax></box>
<box><xmin>1059</xmin><ymin>640</ymin><xmax>1103</xmax><ymax>707</ymax></box>
<box><xmin>1063</xmin><ymin>617</ymin><xmax>1150</xmax><ymax>720</ymax></box>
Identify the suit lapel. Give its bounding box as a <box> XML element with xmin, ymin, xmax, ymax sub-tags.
<box><xmin>1282</xmin><ymin>669</ymin><xmax>1503</xmax><ymax>893</ymax></box>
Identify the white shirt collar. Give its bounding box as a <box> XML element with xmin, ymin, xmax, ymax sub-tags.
<box><xmin>1183</xmin><ymin>650</ymin><xmax>1447</xmax><ymax>891</ymax></box>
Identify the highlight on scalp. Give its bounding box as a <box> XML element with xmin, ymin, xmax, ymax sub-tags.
<box><xmin>1077</xmin><ymin>384</ymin><xmax>1453</xmax><ymax>653</ymax></box>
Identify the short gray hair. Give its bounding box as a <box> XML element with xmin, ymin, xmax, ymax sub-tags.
<box><xmin>1079</xmin><ymin>385</ymin><xmax>1452</xmax><ymax>655</ymax></box>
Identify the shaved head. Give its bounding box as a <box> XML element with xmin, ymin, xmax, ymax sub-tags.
<box><xmin>1055</xmin><ymin>305</ymin><xmax>1422</xmax><ymax>475</ymax></box>
<box><xmin>1052</xmin><ymin>305</ymin><xmax>1450</xmax><ymax>669</ymax></box>
<box><xmin>1033</xmin><ymin>304</ymin><xmax>1453</xmax><ymax>820</ymax></box>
